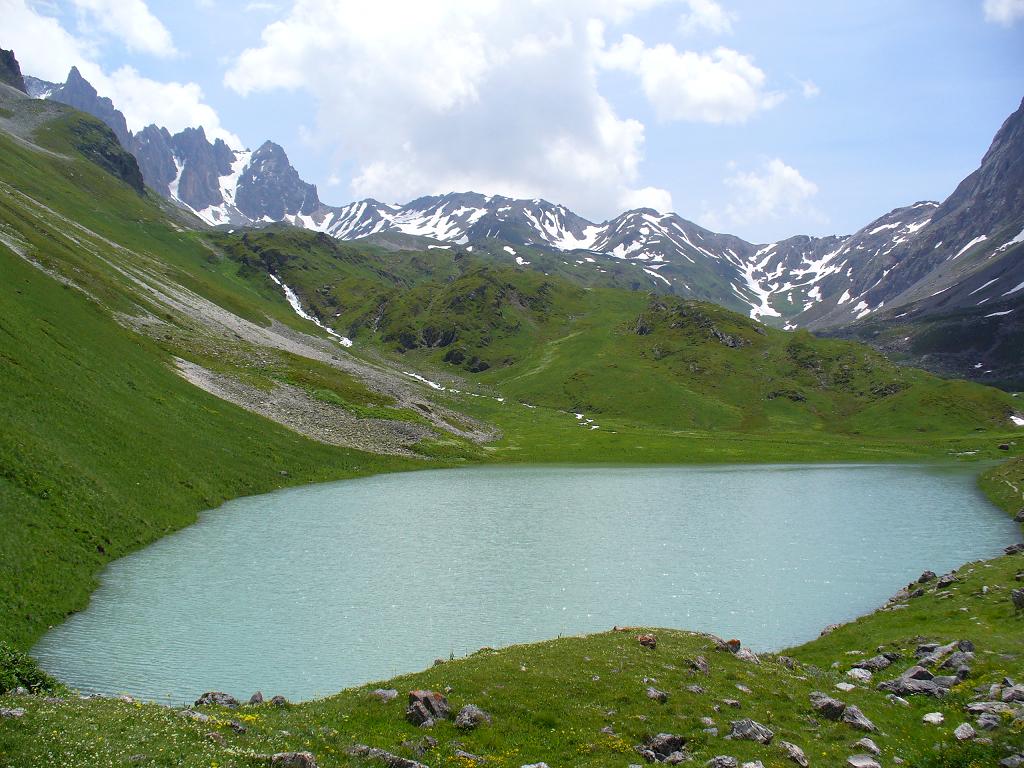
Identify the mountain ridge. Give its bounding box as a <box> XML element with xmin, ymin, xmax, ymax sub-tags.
<box><xmin>24</xmin><ymin>65</ymin><xmax>1024</xmax><ymax>367</ymax></box>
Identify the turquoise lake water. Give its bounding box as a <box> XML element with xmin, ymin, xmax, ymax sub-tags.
<box><xmin>33</xmin><ymin>463</ymin><xmax>1020</xmax><ymax>704</ymax></box>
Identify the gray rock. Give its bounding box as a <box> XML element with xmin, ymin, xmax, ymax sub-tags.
<box><xmin>847</xmin><ymin>668</ymin><xmax>872</xmax><ymax>683</ymax></box>
<box><xmin>1007</xmin><ymin>543</ymin><xmax>1024</xmax><ymax>555</ymax></box>
<box><xmin>735</xmin><ymin>648</ymin><xmax>760</xmax><ymax>664</ymax></box>
<box><xmin>779</xmin><ymin>741</ymin><xmax>808</xmax><ymax>767</ymax></box>
<box><xmin>954</xmin><ymin>722</ymin><xmax>976</xmax><ymax>740</ymax></box>
<box><xmin>1015</xmin><ymin>509</ymin><xmax>1024</xmax><ymax>523</ymax></box>
<box><xmin>846</xmin><ymin>756</ymin><xmax>880</xmax><ymax>768</ymax></box>
<box><xmin>922</xmin><ymin>711</ymin><xmax>944</xmax><ymax>724</ymax></box>
<box><xmin>178</xmin><ymin>709</ymin><xmax>211</xmax><ymax>723</ymax></box>
<box><xmin>741</xmin><ymin>763</ymin><xmax>764</xmax><ymax>768</ymax></box>
<box><xmin>405</xmin><ymin>690</ymin><xmax>450</xmax><ymax>726</ymax></box>
<box><xmin>686</xmin><ymin>685</ymin><xmax>706</xmax><ymax>694</ymax></box>
<box><xmin>728</xmin><ymin>718</ymin><xmax>774</xmax><ymax>744</ymax></box>
<box><xmin>936</xmin><ymin>573</ymin><xmax>958</xmax><ymax>588</ymax></box>
<box><xmin>1002</xmin><ymin>684</ymin><xmax>1024</xmax><ymax>702</ymax></box>
<box><xmin>347</xmin><ymin>745</ymin><xmax>426</xmax><ymax>768</ymax></box>
<box><xmin>886</xmin><ymin>694</ymin><xmax>910</xmax><ymax>706</ymax></box>
<box><xmin>854</xmin><ymin>738</ymin><xmax>880</xmax><ymax>755</ymax></box>
<box><xmin>636</xmin><ymin>733</ymin><xmax>688</xmax><ymax>763</ymax></box>
<box><xmin>903</xmin><ymin>665</ymin><xmax>934</xmax><ymax>680</ymax></box>
<box><xmin>957</xmin><ymin>639</ymin><xmax>975</xmax><ymax>652</ymax></box>
<box><xmin>454</xmin><ymin>750</ymin><xmax>483</xmax><ymax>763</ymax></box>
<box><xmin>976</xmin><ymin>712</ymin><xmax>1001</xmax><ymax>730</ymax></box>
<box><xmin>842</xmin><ymin>705</ymin><xmax>877</xmax><ymax>732</ymax></box>
<box><xmin>809</xmin><ymin>691</ymin><xmax>847</xmax><ymax>719</ymax></box>
<box><xmin>999</xmin><ymin>756</ymin><xmax>1024</xmax><ymax>768</ymax></box>
<box><xmin>270</xmin><ymin>753</ymin><xmax>318</xmax><ymax>768</ymax></box>
<box><xmin>0</xmin><ymin>708</ymin><xmax>25</xmax><ymax>719</ymax></box>
<box><xmin>941</xmin><ymin>651</ymin><xmax>974</xmax><ymax>670</ymax></box>
<box><xmin>916</xmin><ymin>643</ymin><xmax>940</xmax><ymax>657</ymax></box>
<box><xmin>777</xmin><ymin>655</ymin><xmax>797</xmax><ymax>669</ymax></box>
<box><xmin>705</xmin><ymin>758</ymin><xmax>738</xmax><ymax>768</ymax></box>
<box><xmin>920</xmin><ymin>641</ymin><xmax>959</xmax><ymax>667</ymax></box>
<box><xmin>369</xmin><ymin>688</ymin><xmax>398</xmax><ymax>702</ymax></box>
<box><xmin>965</xmin><ymin>700</ymin><xmax>1014</xmax><ymax>715</ymax></box>
<box><xmin>229</xmin><ymin>720</ymin><xmax>247</xmax><ymax>734</ymax></box>
<box><xmin>454</xmin><ymin>704</ymin><xmax>492</xmax><ymax>730</ymax></box>
<box><xmin>853</xmin><ymin>655</ymin><xmax>893</xmax><ymax>672</ymax></box>
<box><xmin>688</xmin><ymin>655</ymin><xmax>710</xmax><ymax>675</ymax></box>
<box><xmin>647</xmin><ymin>686</ymin><xmax>669</xmax><ymax>703</ymax></box>
<box><xmin>1012</xmin><ymin>589</ymin><xmax>1024</xmax><ymax>611</ymax></box>
<box><xmin>877</xmin><ymin>676</ymin><xmax>946</xmax><ymax>697</ymax></box>
<box><xmin>918</xmin><ymin>570</ymin><xmax>937</xmax><ymax>583</ymax></box>
<box><xmin>248</xmin><ymin>691</ymin><xmax>263</xmax><ymax>705</ymax></box>
<box><xmin>194</xmin><ymin>691</ymin><xmax>239</xmax><ymax>709</ymax></box>
<box><xmin>521</xmin><ymin>764</ymin><xmax>550</xmax><ymax>768</ymax></box>
<box><xmin>269</xmin><ymin>695</ymin><xmax>288</xmax><ymax>707</ymax></box>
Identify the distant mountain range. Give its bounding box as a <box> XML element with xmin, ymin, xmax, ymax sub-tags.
<box><xmin>23</xmin><ymin>67</ymin><xmax>1024</xmax><ymax>383</ymax></box>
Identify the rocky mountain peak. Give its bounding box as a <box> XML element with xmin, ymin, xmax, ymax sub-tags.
<box><xmin>0</xmin><ymin>49</ymin><xmax>27</xmax><ymax>93</ymax></box>
<box><xmin>235</xmin><ymin>141</ymin><xmax>320</xmax><ymax>221</ymax></box>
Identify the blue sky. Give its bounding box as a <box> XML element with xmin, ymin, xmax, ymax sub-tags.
<box><xmin>4</xmin><ymin>0</ymin><xmax>1024</xmax><ymax>242</ymax></box>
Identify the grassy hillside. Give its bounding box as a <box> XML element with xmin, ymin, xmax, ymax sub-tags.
<box><xmin>0</xmin><ymin>97</ymin><xmax>447</xmax><ymax>651</ymax></box>
<box><xmin>220</xmin><ymin>230</ymin><xmax>1022</xmax><ymax>439</ymax></box>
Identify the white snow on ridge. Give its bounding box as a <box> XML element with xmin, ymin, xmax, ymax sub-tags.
<box><xmin>1002</xmin><ymin>280</ymin><xmax>1024</xmax><ymax>297</ymax></box>
<box><xmin>951</xmin><ymin>234</ymin><xmax>988</xmax><ymax>260</ymax></box>
<box><xmin>1011</xmin><ymin>415</ymin><xmax>1024</xmax><ymax>427</ymax></box>
<box><xmin>869</xmin><ymin>222</ymin><xmax>900</xmax><ymax>234</ymax></box>
<box><xmin>969</xmin><ymin>278</ymin><xmax>999</xmax><ymax>296</ymax></box>
<box><xmin>996</xmin><ymin>225</ymin><xmax>1024</xmax><ymax>252</ymax></box>
<box><xmin>269</xmin><ymin>274</ymin><xmax>353</xmax><ymax>347</ymax></box>
<box><xmin>984</xmin><ymin>309</ymin><xmax>1013</xmax><ymax>317</ymax></box>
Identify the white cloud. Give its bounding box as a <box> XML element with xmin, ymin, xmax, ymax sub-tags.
<box><xmin>704</xmin><ymin>158</ymin><xmax>823</xmax><ymax>233</ymax></box>
<box><xmin>106</xmin><ymin>67</ymin><xmax>242</xmax><ymax>147</ymax></box>
<box><xmin>620</xmin><ymin>186</ymin><xmax>674</xmax><ymax>213</ymax></box>
<box><xmin>800</xmin><ymin>79</ymin><xmax>820</xmax><ymax>98</ymax></box>
<box><xmin>2</xmin><ymin>1</ymin><xmax>238</xmax><ymax>147</ymax></box>
<box><xmin>678</xmin><ymin>0</ymin><xmax>735</xmax><ymax>36</ymax></box>
<box><xmin>596</xmin><ymin>31</ymin><xmax>783</xmax><ymax>123</ymax></box>
<box><xmin>983</xmin><ymin>0</ymin><xmax>1024</xmax><ymax>25</ymax></box>
<box><xmin>69</xmin><ymin>0</ymin><xmax>177</xmax><ymax>57</ymax></box>
<box><xmin>222</xmin><ymin>0</ymin><xmax>697</xmax><ymax>219</ymax></box>
<box><xmin>1</xmin><ymin>0</ymin><xmax>100</xmax><ymax>82</ymax></box>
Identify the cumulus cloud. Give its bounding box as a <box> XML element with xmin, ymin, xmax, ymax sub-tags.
<box><xmin>107</xmin><ymin>67</ymin><xmax>242</xmax><ymax>146</ymax></box>
<box><xmin>677</xmin><ymin>0</ymin><xmax>735</xmax><ymax>36</ymax></box>
<box><xmin>800</xmin><ymin>79</ymin><xmax>821</xmax><ymax>98</ymax></box>
<box><xmin>226</xmin><ymin>0</ymin><xmax>775</xmax><ymax>218</ymax></box>
<box><xmin>595</xmin><ymin>30</ymin><xmax>783</xmax><ymax>123</ymax></box>
<box><xmin>69</xmin><ymin>0</ymin><xmax>177</xmax><ymax>57</ymax></box>
<box><xmin>983</xmin><ymin>0</ymin><xmax>1024</xmax><ymax>25</ymax></box>
<box><xmin>703</xmin><ymin>158</ymin><xmax>823</xmax><ymax>234</ymax></box>
<box><xmin>2</xmin><ymin>1</ymin><xmax>238</xmax><ymax>147</ymax></box>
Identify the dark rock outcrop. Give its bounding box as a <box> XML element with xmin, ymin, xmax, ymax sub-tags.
<box><xmin>0</xmin><ymin>49</ymin><xmax>27</xmax><ymax>93</ymax></box>
<box><xmin>405</xmin><ymin>690</ymin><xmax>450</xmax><ymax>727</ymax></box>
<box><xmin>194</xmin><ymin>691</ymin><xmax>239</xmax><ymax>709</ymax></box>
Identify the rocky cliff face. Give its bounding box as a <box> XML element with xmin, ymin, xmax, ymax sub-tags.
<box><xmin>235</xmin><ymin>141</ymin><xmax>320</xmax><ymax>221</ymax></box>
<box><xmin>0</xmin><ymin>49</ymin><xmax>27</xmax><ymax>93</ymax></box>
<box><xmin>44</xmin><ymin>67</ymin><xmax>132</xmax><ymax>148</ymax></box>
